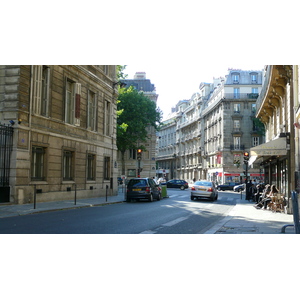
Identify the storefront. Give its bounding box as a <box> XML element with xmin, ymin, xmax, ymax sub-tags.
<box><xmin>250</xmin><ymin>136</ymin><xmax>288</xmax><ymax>196</ymax></box>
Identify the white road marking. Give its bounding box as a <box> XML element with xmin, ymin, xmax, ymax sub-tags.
<box><xmin>162</xmin><ymin>216</ymin><xmax>189</xmax><ymax>227</ymax></box>
<box><xmin>140</xmin><ymin>230</ymin><xmax>156</xmax><ymax>234</ymax></box>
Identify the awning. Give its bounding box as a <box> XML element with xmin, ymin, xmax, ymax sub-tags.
<box><xmin>250</xmin><ymin>137</ymin><xmax>287</xmax><ymax>157</ymax></box>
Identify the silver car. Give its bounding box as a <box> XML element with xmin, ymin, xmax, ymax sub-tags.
<box><xmin>190</xmin><ymin>180</ymin><xmax>218</xmax><ymax>201</ymax></box>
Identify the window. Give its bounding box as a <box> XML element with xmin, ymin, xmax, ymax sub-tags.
<box><xmin>253</xmin><ymin>136</ymin><xmax>259</xmax><ymax>147</ymax></box>
<box><xmin>252</xmin><ymin>88</ymin><xmax>258</xmax><ymax>94</ymax></box>
<box><xmin>234</xmin><ymin>103</ymin><xmax>240</xmax><ymax>112</ymax></box>
<box><xmin>233</xmin><ymin>88</ymin><xmax>240</xmax><ymax>99</ymax></box>
<box><xmin>251</xmin><ymin>103</ymin><xmax>256</xmax><ymax>113</ymax></box>
<box><xmin>104</xmin><ymin>156</ymin><xmax>111</xmax><ymax>180</ymax></box>
<box><xmin>32</xmin><ymin>66</ymin><xmax>50</xmax><ymax>116</ymax></box>
<box><xmin>87</xmin><ymin>154</ymin><xmax>96</xmax><ymax>180</ymax></box>
<box><xmin>87</xmin><ymin>90</ymin><xmax>97</xmax><ymax>131</ymax></box>
<box><xmin>65</xmin><ymin>79</ymin><xmax>81</xmax><ymax>125</ymax></box>
<box><xmin>251</xmin><ymin>73</ymin><xmax>257</xmax><ymax>83</ymax></box>
<box><xmin>233</xmin><ymin>120</ymin><xmax>240</xmax><ymax>130</ymax></box>
<box><xmin>233</xmin><ymin>137</ymin><xmax>240</xmax><ymax>150</ymax></box>
<box><xmin>129</xmin><ymin>149</ymin><xmax>137</xmax><ymax>159</ymax></box>
<box><xmin>104</xmin><ymin>100</ymin><xmax>111</xmax><ymax>136</ymax></box>
<box><xmin>232</xmin><ymin>73</ymin><xmax>239</xmax><ymax>83</ymax></box>
<box><xmin>31</xmin><ymin>146</ymin><xmax>46</xmax><ymax>180</ymax></box>
<box><xmin>63</xmin><ymin>150</ymin><xmax>74</xmax><ymax>180</ymax></box>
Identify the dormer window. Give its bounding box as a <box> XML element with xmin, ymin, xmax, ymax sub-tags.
<box><xmin>250</xmin><ymin>72</ymin><xmax>258</xmax><ymax>83</ymax></box>
<box><xmin>232</xmin><ymin>73</ymin><xmax>240</xmax><ymax>84</ymax></box>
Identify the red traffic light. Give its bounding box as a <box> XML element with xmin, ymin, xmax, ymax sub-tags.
<box><xmin>244</xmin><ymin>152</ymin><xmax>249</xmax><ymax>157</ymax></box>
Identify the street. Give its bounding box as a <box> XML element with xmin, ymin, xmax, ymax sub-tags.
<box><xmin>0</xmin><ymin>189</ymin><xmax>239</xmax><ymax>234</ymax></box>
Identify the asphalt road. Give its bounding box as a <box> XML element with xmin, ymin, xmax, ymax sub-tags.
<box><xmin>0</xmin><ymin>189</ymin><xmax>239</xmax><ymax>234</ymax></box>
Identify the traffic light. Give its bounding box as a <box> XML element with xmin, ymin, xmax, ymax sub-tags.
<box><xmin>243</xmin><ymin>152</ymin><xmax>249</xmax><ymax>164</ymax></box>
<box><xmin>137</xmin><ymin>149</ymin><xmax>142</xmax><ymax>160</ymax></box>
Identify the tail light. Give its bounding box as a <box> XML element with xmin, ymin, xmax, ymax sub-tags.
<box><xmin>191</xmin><ymin>186</ymin><xmax>195</xmax><ymax>191</ymax></box>
<box><xmin>145</xmin><ymin>187</ymin><xmax>150</xmax><ymax>193</ymax></box>
<box><xmin>207</xmin><ymin>187</ymin><xmax>213</xmax><ymax>192</ymax></box>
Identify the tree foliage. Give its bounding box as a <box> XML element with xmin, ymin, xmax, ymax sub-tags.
<box><xmin>117</xmin><ymin>86</ymin><xmax>162</xmax><ymax>153</ymax></box>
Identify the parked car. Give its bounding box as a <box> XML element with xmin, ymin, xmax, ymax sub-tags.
<box><xmin>126</xmin><ymin>178</ymin><xmax>161</xmax><ymax>202</ymax></box>
<box><xmin>233</xmin><ymin>183</ymin><xmax>245</xmax><ymax>192</ymax></box>
<box><xmin>217</xmin><ymin>182</ymin><xmax>239</xmax><ymax>191</ymax></box>
<box><xmin>161</xmin><ymin>179</ymin><xmax>189</xmax><ymax>190</ymax></box>
<box><xmin>190</xmin><ymin>180</ymin><xmax>218</xmax><ymax>201</ymax></box>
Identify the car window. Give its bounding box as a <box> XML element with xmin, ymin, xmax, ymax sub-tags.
<box><xmin>128</xmin><ymin>179</ymin><xmax>147</xmax><ymax>187</ymax></box>
<box><xmin>195</xmin><ymin>181</ymin><xmax>212</xmax><ymax>186</ymax></box>
<box><xmin>148</xmin><ymin>179</ymin><xmax>155</xmax><ymax>187</ymax></box>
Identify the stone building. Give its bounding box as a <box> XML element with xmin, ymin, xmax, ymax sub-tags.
<box><xmin>0</xmin><ymin>65</ymin><xmax>118</xmax><ymax>204</ymax></box>
<box><xmin>119</xmin><ymin>72</ymin><xmax>158</xmax><ymax>180</ymax></box>
<box><xmin>156</xmin><ymin>68</ymin><xmax>264</xmax><ymax>184</ymax></box>
<box><xmin>202</xmin><ymin>69</ymin><xmax>264</xmax><ymax>185</ymax></box>
<box><xmin>252</xmin><ymin>65</ymin><xmax>295</xmax><ymax>212</ymax></box>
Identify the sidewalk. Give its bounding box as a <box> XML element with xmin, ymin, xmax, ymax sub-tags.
<box><xmin>0</xmin><ymin>188</ymin><xmax>297</xmax><ymax>234</ymax></box>
<box><xmin>205</xmin><ymin>197</ymin><xmax>295</xmax><ymax>234</ymax></box>
<box><xmin>0</xmin><ymin>187</ymin><xmax>126</xmax><ymax>219</ymax></box>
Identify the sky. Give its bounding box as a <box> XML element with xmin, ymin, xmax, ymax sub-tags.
<box><xmin>124</xmin><ymin>62</ymin><xmax>265</xmax><ymax>119</ymax></box>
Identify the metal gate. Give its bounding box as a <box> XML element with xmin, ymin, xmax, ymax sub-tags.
<box><xmin>0</xmin><ymin>123</ymin><xmax>14</xmax><ymax>203</ymax></box>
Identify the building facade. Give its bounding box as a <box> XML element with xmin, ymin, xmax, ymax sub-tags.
<box><xmin>157</xmin><ymin>68</ymin><xmax>264</xmax><ymax>185</ymax></box>
<box><xmin>0</xmin><ymin>65</ymin><xmax>118</xmax><ymax>204</ymax></box>
<box><xmin>252</xmin><ymin>65</ymin><xmax>295</xmax><ymax>213</ymax></box>
<box><xmin>119</xmin><ymin>72</ymin><xmax>158</xmax><ymax>180</ymax></box>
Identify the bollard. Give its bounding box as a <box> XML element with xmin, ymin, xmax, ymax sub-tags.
<box><xmin>106</xmin><ymin>185</ymin><xmax>108</xmax><ymax>202</ymax></box>
<box><xmin>34</xmin><ymin>184</ymin><xmax>37</xmax><ymax>209</ymax></box>
<box><xmin>291</xmin><ymin>191</ymin><xmax>300</xmax><ymax>234</ymax></box>
<box><xmin>74</xmin><ymin>184</ymin><xmax>77</xmax><ymax>205</ymax></box>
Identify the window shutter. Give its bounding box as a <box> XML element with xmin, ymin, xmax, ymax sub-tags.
<box><xmin>33</xmin><ymin>66</ymin><xmax>42</xmax><ymax>114</ymax></box>
<box><xmin>74</xmin><ymin>83</ymin><xmax>81</xmax><ymax>126</ymax></box>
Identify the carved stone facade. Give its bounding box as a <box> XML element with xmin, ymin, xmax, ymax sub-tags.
<box><xmin>254</xmin><ymin>65</ymin><xmax>295</xmax><ymax>212</ymax></box>
<box><xmin>0</xmin><ymin>65</ymin><xmax>118</xmax><ymax>204</ymax></box>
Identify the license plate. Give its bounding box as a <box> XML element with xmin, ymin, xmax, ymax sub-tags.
<box><xmin>199</xmin><ymin>188</ymin><xmax>206</xmax><ymax>191</ymax></box>
<box><xmin>132</xmin><ymin>189</ymin><xmax>141</xmax><ymax>191</ymax></box>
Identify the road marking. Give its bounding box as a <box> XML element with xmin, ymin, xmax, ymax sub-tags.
<box><xmin>162</xmin><ymin>216</ymin><xmax>189</xmax><ymax>226</ymax></box>
<box><xmin>140</xmin><ymin>230</ymin><xmax>156</xmax><ymax>234</ymax></box>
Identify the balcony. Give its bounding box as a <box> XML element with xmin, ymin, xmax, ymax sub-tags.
<box><xmin>230</xmin><ymin>144</ymin><xmax>245</xmax><ymax>151</ymax></box>
<box><xmin>223</xmin><ymin>93</ymin><xmax>259</xmax><ymax>100</ymax></box>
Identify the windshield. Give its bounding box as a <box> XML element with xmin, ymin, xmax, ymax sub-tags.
<box><xmin>195</xmin><ymin>181</ymin><xmax>212</xmax><ymax>186</ymax></box>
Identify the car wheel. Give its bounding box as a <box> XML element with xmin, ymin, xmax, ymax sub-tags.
<box><xmin>149</xmin><ymin>194</ymin><xmax>154</xmax><ymax>202</ymax></box>
<box><xmin>215</xmin><ymin>195</ymin><xmax>218</xmax><ymax>200</ymax></box>
<box><xmin>180</xmin><ymin>185</ymin><xmax>185</xmax><ymax>190</ymax></box>
<box><xmin>191</xmin><ymin>196</ymin><xmax>195</xmax><ymax>200</ymax></box>
<box><xmin>157</xmin><ymin>193</ymin><xmax>161</xmax><ymax>201</ymax></box>
<box><xmin>217</xmin><ymin>187</ymin><xmax>221</xmax><ymax>191</ymax></box>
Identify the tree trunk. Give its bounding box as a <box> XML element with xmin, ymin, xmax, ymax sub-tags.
<box><xmin>121</xmin><ymin>150</ymin><xmax>126</xmax><ymax>175</ymax></box>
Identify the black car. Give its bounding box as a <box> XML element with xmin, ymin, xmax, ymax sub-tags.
<box><xmin>126</xmin><ymin>178</ymin><xmax>161</xmax><ymax>202</ymax></box>
<box><xmin>162</xmin><ymin>179</ymin><xmax>189</xmax><ymax>190</ymax></box>
<box><xmin>217</xmin><ymin>182</ymin><xmax>239</xmax><ymax>191</ymax></box>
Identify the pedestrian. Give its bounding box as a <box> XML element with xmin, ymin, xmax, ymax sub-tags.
<box><xmin>255</xmin><ymin>184</ymin><xmax>278</xmax><ymax>209</ymax></box>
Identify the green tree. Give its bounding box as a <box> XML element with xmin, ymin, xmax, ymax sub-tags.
<box><xmin>117</xmin><ymin>86</ymin><xmax>162</xmax><ymax>174</ymax></box>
